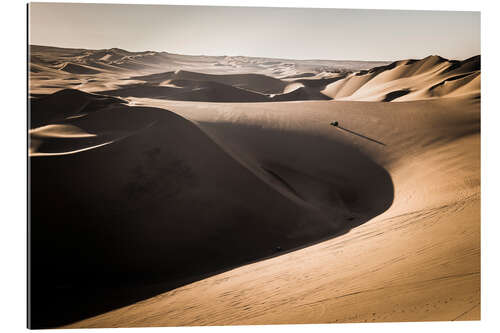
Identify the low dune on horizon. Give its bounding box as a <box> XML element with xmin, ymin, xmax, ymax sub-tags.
<box><xmin>28</xmin><ymin>45</ymin><xmax>480</xmax><ymax>328</ymax></box>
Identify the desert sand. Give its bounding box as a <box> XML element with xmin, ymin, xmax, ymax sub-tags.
<box><xmin>28</xmin><ymin>45</ymin><xmax>480</xmax><ymax>328</ymax></box>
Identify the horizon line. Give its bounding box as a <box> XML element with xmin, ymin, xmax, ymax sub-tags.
<box><xmin>29</xmin><ymin>43</ymin><xmax>480</xmax><ymax>63</ymax></box>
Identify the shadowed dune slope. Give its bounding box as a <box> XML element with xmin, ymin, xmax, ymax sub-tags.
<box><xmin>30</xmin><ymin>89</ymin><xmax>127</xmax><ymax>128</ymax></box>
<box><xmin>97</xmin><ymin>71</ymin><xmax>338</xmax><ymax>102</ymax></box>
<box><xmin>97</xmin><ymin>71</ymin><xmax>339</xmax><ymax>102</ymax></box>
<box><xmin>271</xmin><ymin>86</ymin><xmax>332</xmax><ymax>101</ymax></box>
<box><xmin>29</xmin><ymin>89</ymin><xmax>393</xmax><ymax>328</ymax></box>
<box><xmin>98</xmin><ymin>80</ymin><xmax>270</xmax><ymax>102</ymax></box>
<box><xmin>131</xmin><ymin>70</ymin><xmax>288</xmax><ymax>94</ymax></box>
<box><xmin>59</xmin><ymin>62</ymin><xmax>102</xmax><ymax>75</ymax></box>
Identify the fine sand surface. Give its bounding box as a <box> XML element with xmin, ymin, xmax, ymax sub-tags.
<box><xmin>28</xmin><ymin>46</ymin><xmax>480</xmax><ymax>328</ymax></box>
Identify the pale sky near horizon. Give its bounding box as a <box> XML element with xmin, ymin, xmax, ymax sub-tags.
<box><xmin>29</xmin><ymin>3</ymin><xmax>480</xmax><ymax>61</ymax></box>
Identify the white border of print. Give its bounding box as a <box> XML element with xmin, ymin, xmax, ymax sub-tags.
<box><xmin>2</xmin><ymin>1</ymin><xmax>496</xmax><ymax>333</ymax></box>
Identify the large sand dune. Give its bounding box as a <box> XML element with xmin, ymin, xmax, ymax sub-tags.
<box><xmin>30</xmin><ymin>89</ymin><xmax>393</xmax><ymax>327</ymax></box>
<box><xmin>28</xmin><ymin>46</ymin><xmax>480</xmax><ymax>328</ymax></box>
<box><xmin>66</xmin><ymin>96</ymin><xmax>479</xmax><ymax>327</ymax></box>
<box><xmin>322</xmin><ymin>55</ymin><xmax>480</xmax><ymax>101</ymax></box>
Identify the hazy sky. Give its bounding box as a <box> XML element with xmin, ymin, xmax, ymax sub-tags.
<box><xmin>29</xmin><ymin>3</ymin><xmax>480</xmax><ymax>61</ymax></box>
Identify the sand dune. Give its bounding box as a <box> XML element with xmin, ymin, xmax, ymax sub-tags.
<box><xmin>131</xmin><ymin>70</ymin><xmax>289</xmax><ymax>94</ymax></box>
<box><xmin>95</xmin><ymin>70</ymin><xmax>341</xmax><ymax>102</ymax></box>
<box><xmin>66</xmin><ymin>94</ymin><xmax>479</xmax><ymax>328</ymax></box>
<box><xmin>59</xmin><ymin>62</ymin><xmax>102</xmax><ymax>75</ymax></box>
<box><xmin>271</xmin><ymin>86</ymin><xmax>331</xmax><ymax>101</ymax></box>
<box><xmin>30</xmin><ymin>89</ymin><xmax>126</xmax><ymax>128</ymax></box>
<box><xmin>30</xmin><ymin>45</ymin><xmax>387</xmax><ymax>77</ymax></box>
<box><xmin>322</xmin><ymin>55</ymin><xmax>481</xmax><ymax>101</ymax></box>
<box><xmin>98</xmin><ymin>80</ymin><xmax>271</xmax><ymax>102</ymax></box>
<box><xmin>30</xmin><ymin>124</ymin><xmax>97</xmax><ymax>138</ymax></box>
<box><xmin>29</xmin><ymin>89</ymin><xmax>393</xmax><ymax>328</ymax></box>
<box><xmin>94</xmin><ymin>56</ymin><xmax>480</xmax><ymax>104</ymax></box>
<box><xmin>290</xmin><ymin>75</ymin><xmax>345</xmax><ymax>89</ymax></box>
<box><xmin>28</xmin><ymin>45</ymin><xmax>480</xmax><ymax>328</ymax></box>
<box><xmin>29</xmin><ymin>45</ymin><xmax>389</xmax><ymax>97</ymax></box>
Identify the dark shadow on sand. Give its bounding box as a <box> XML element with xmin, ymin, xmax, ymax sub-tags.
<box><xmin>336</xmin><ymin>126</ymin><xmax>386</xmax><ymax>146</ymax></box>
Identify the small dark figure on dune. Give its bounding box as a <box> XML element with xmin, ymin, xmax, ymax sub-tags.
<box><xmin>330</xmin><ymin>121</ymin><xmax>339</xmax><ymax>127</ymax></box>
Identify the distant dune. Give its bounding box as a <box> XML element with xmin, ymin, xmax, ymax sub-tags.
<box><xmin>30</xmin><ymin>45</ymin><xmax>479</xmax><ymax>103</ymax></box>
<box><xmin>322</xmin><ymin>55</ymin><xmax>480</xmax><ymax>101</ymax></box>
<box><xmin>98</xmin><ymin>79</ymin><xmax>272</xmax><ymax>102</ymax></box>
<box><xmin>29</xmin><ymin>45</ymin><xmax>390</xmax><ymax>98</ymax></box>
<box><xmin>28</xmin><ymin>45</ymin><xmax>480</xmax><ymax>328</ymax></box>
<box><xmin>59</xmin><ymin>62</ymin><xmax>102</xmax><ymax>75</ymax></box>
<box><xmin>271</xmin><ymin>86</ymin><xmax>332</xmax><ymax>101</ymax></box>
<box><xmin>131</xmin><ymin>70</ymin><xmax>289</xmax><ymax>94</ymax></box>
